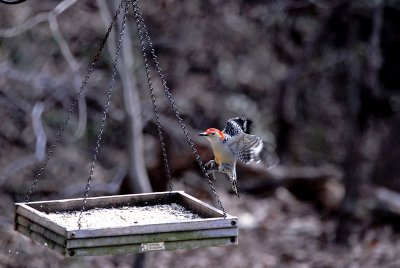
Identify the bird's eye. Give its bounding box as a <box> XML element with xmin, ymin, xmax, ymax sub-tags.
<box><xmin>211</xmin><ymin>132</ymin><xmax>215</xmax><ymax>135</ymax></box>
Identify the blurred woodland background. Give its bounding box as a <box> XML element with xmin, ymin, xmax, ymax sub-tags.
<box><xmin>1</xmin><ymin>0</ymin><xmax>400</xmax><ymax>267</ymax></box>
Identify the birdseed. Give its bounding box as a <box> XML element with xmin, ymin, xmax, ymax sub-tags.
<box><xmin>45</xmin><ymin>203</ymin><xmax>201</xmax><ymax>230</ymax></box>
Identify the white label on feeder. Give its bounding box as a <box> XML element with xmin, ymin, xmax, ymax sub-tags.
<box><xmin>141</xmin><ymin>242</ymin><xmax>165</xmax><ymax>252</ymax></box>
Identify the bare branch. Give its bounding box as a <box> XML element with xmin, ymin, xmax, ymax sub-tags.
<box><xmin>48</xmin><ymin>17</ymin><xmax>79</xmax><ymax>73</ymax></box>
<box><xmin>32</xmin><ymin>102</ymin><xmax>47</xmax><ymax>161</ymax></box>
<box><xmin>0</xmin><ymin>0</ymin><xmax>77</xmax><ymax>38</ymax></box>
<box><xmin>0</xmin><ymin>0</ymin><xmax>87</xmax><ymax>139</ymax></box>
<box><xmin>48</xmin><ymin>14</ymin><xmax>87</xmax><ymax>139</ymax></box>
<box><xmin>97</xmin><ymin>0</ymin><xmax>152</xmax><ymax>193</ymax></box>
<box><xmin>0</xmin><ymin>63</ymin><xmax>76</xmax><ymax>112</ymax></box>
<box><xmin>0</xmin><ymin>102</ymin><xmax>46</xmax><ymax>185</ymax></box>
<box><xmin>375</xmin><ymin>187</ymin><xmax>400</xmax><ymax>214</ymax></box>
<box><xmin>365</xmin><ymin>0</ymin><xmax>384</xmax><ymax>95</ymax></box>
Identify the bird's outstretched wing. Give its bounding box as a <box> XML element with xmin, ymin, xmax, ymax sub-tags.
<box><xmin>227</xmin><ymin>134</ymin><xmax>279</xmax><ymax>168</ymax></box>
<box><xmin>223</xmin><ymin>117</ymin><xmax>252</xmax><ymax>137</ymax></box>
<box><xmin>261</xmin><ymin>142</ymin><xmax>280</xmax><ymax>168</ymax></box>
<box><xmin>227</xmin><ymin>133</ymin><xmax>263</xmax><ymax>164</ymax></box>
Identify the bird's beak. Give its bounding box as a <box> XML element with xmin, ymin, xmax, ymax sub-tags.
<box><xmin>198</xmin><ymin>131</ymin><xmax>208</xmax><ymax>136</ymax></box>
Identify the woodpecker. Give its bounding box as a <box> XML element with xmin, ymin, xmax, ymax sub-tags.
<box><xmin>199</xmin><ymin>117</ymin><xmax>278</xmax><ymax>198</ymax></box>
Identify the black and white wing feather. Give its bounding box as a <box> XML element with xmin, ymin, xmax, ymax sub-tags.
<box><xmin>261</xmin><ymin>142</ymin><xmax>280</xmax><ymax>168</ymax></box>
<box><xmin>226</xmin><ymin>133</ymin><xmax>263</xmax><ymax>164</ymax></box>
<box><xmin>223</xmin><ymin>117</ymin><xmax>252</xmax><ymax>137</ymax></box>
<box><xmin>223</xmin><ymin>116</ymin><xmax>279</xmax><ymax>168</ymax></box>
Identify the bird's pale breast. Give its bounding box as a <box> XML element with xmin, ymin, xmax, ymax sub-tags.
<box><xmin>210</xmin><ymin>141</ymin><xmax>234</xmax><ymax>165</ymax></box>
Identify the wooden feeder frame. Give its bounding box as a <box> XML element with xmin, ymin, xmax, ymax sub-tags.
<box><xmin>14</xmin><ymin>191</ymin><xmax>238</xmax><ymax>257</ymax></box>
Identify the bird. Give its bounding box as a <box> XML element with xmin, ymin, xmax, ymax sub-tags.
<box><xmin>198</xmin><ymin>117</ymin><xmax>278</xmax><ymax>198</ymax></box>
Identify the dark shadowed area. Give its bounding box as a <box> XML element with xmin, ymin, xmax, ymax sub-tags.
<box><xmin>1</xmin><ymin>0</ymin><xmax>400</xmax><ymax>267</ymax></box>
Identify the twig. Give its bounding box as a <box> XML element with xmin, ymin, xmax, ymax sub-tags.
<box><xmin>0</xmin><ymin>102</ymin><xmax>46</xmax><ymax>185</ymax></box>
<box><xmin>0</xmin><ymin>0</ymin><xmax>77</xmax><ymax>38</ymax></box>
<box><xmin>32</xmin><ymin>102</ymin><xmax>47</xmax><ymax>161</ymax></box>
<box><xmin>0</xmin><ymin>62</ymin><xmax>66</xmax><ymax>99</ymax></box>
<box><xmin>48</xmin><ymin>13</ymin><xmax>87</xmax><ymax>139</ymax></box>
<box><xmin>0</xmin><ymin>62</ymin><xmax>87</xmax><ymax>116</ymax></box>
<box><xmin>1</xmin><ymin>0</ymin><xmax>87</xmax><ymax>139</ymax></box>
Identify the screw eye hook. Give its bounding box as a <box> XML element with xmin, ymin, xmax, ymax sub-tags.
<box><xmin>0</xmin><ymin>0</ymin><xmax>27</xmax><ymax>4</ymax></box>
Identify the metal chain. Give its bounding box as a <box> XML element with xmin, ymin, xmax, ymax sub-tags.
<box><xmin>131</xmin><ymin>2</ymin><xmax>174</xmax><ymax>192</ymax></box>
<box><xmin>24</xmin><ymin>0</ymin><xmax>127</xmax><ymax>203</ymax></box>
<box><xmin>132</xmin><ymin>0</ymin><xmax>227</xmax><ymax>217</ymax></box>
<box><xmin>77</xmin><ymin>0</ymin><xmax>130</xmax><ymax>229</ymax></box>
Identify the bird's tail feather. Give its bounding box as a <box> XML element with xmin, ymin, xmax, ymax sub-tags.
<box><xmin>230</xmin><ymin>178</ymin><xmax>240</xmax><ymax>198</ymax></box>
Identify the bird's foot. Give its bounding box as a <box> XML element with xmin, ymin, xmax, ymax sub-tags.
<box><xmin>205</xmin><ymin>160</ymin><xmax>216</xmax><ymax>169</ymax></box>
<box><xmin>204</xmin><ymin>160</ymin><xmax>219</xmax><ymax>180</ymax></box>
<box><xmin>205</xmin><ymin>160</ymin><xmax>219</xmax><ymax>173</ymax></box>
<box><xmin>205</xmin><ymin>169</ymin><xmax>218</xmax><ymax>181</ymax></box>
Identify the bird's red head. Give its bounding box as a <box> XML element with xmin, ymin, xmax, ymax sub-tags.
<box><xmin>198</xmin><ymin>128</ymin><xmax>224</xmax><ymax>140</ymax></box>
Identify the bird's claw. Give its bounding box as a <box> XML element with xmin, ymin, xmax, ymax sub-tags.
<box><xmin>205</xmin><ymin>160</ymin><xmax>216</xmax><ymax>169</ymax></box>
<box><xmin>205</xmin><ymin>160</ymin><xmax>219</xmax><ymax>174</ymax></box>
<box><xmin>204</xmin><ymin>160</ymin><xmax>218</xmax><ymax>180</ymax></box>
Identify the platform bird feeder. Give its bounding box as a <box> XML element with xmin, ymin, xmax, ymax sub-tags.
<box><xmin>15</xmin><ymin>191</ymin><xmax>238</xmax><ymax>257</ymax></box>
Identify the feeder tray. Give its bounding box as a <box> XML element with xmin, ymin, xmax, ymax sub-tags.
<box><xmin>14</xmin><ymin>191</ymin><xmax>238</xmax><ymax>257</ymax></box>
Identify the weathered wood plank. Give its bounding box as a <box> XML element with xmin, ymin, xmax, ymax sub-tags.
<box><xmin>16</xmin><ymin>191</ymin><xmax>238</xmax><ymax>238</ymax></box>
<box><xmin>16</xmin><ymin>225</ymin><xmax>66</xmax><ymax>255</ymax></box>
<box><xmin>178</xmin><ymin>191</ymin><xmax>231</xmax><ymax>218</ymax></box>
<box><xmin>69</xmin><ymin>237</ymin><xmax>237</xmax><ymax>257</ymax></box>
<box><xmin>67</xmin><ymin>227</ymin><xmax>238</xmax><ymax>248</ymax></box>
<box><xmin>17</xmin><ymin>215</ymin><xmax>66</xmax><ymax>246</ymax></box>
<box><xmin>19</xmin><ymin>191</ymin><xmax>228</xmax><ymax>219</ymax></box>
<box><xmin>23</xmin><ymin>191</ymin><xmax>183</xmax><ymax>213</ymax></box>
<box><xmin>16</xmin><ymin>205</ymin><xmax>66</xmax><ymax>236</ymax></box>
<box><xmin>68</xmin><ymin>216</ymin><xmax>237</xmax><ymax>238</ymax></box>
<box><xmin>14</xmin><ymin>191</ymin><xmax>239</xmax><ymax>257</ymax></box>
